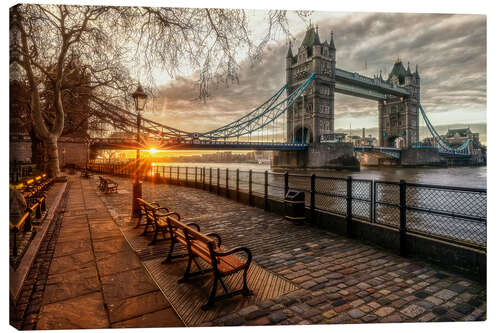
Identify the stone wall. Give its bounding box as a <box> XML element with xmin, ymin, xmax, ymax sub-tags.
<box><xmin>10</xmin><ymin>137</ymin><xmax>88</xmax><ymax>167</ymax></box>
<box><xmin>10</xmin><ymin>137</ymin><xmax>32</xmax><ymax>163</ymax></box>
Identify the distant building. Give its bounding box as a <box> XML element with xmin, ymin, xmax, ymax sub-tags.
<box><xmin>423</xmin><ymin>128</ymin><xmax>482</xmax><ymax>150</ymax></box>
<box><xmin>347</xmin><ymin>135</ymin><xmax>362</xmax><ymax>145</ymax></box>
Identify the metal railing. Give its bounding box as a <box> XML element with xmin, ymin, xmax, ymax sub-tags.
<box><xmin>86</xmin><ymin>163</ymin><xmax>487</xmax><ymax>251</ymax></box>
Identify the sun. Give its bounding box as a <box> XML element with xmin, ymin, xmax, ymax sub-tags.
<box><xmin>148</xmin><ymin>147</ymin><xmax>158</xmax><ymax>154</ymax></box>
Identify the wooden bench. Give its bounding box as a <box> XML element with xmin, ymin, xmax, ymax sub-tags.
<box><xmin>80</xmin><ymin>169</ymin><xmax>92</xmax><ymax>178</ymax></box>
<box><xmin>136</xmin><ymin>198</ymin><xmax>185</xmax><ymax>244</ymax></box>
<box><xmin>164</xmin><ymin>215</ymin><xmax>253</xmax><ymax>310</ymax></box>
<box><xmin>97</xmin><ymin>176</ymin><xmax>118</xmax><ymax>193</ymax></box>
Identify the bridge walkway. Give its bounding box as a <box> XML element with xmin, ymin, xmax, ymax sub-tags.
<box><xmin>96</xmin><ymin>176</ymin><xmax>486</xmax><ymax>326</ymax></box>
<box><xmin>32</xmin><ymin>175</ymin><xmax>183</xmax><ymax>329</ymax></box>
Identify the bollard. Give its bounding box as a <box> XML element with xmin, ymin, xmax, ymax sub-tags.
<box><xmin>284</xmin><ymin>172</ymin><xmax>289</xmax><ymax>197</ymax></box>
<box><xmin>400</xmin><ymin>180</ymin><xmax>407</xmax><ymax>257</ymax></box>
<box><xmin>177</xmin><ymin>166</ymin><xmax>180</xmax><ymax>184</ymax></box>
<box><xmin>236</xmin><ymin>169</ymin><xmax>240</xmax><ymax>202</ymax></box>
<box><xmin>310</xmin><ymin>174</ymin><xmax>316</xmax><ymax>224</ymax></box>
<box><xmin>209</xmin><ymin>168</ymin><xmax>212</xmax><ymax>192</ymax></box>
<box><xmin>24</xmin><ymin>210</ymin><xmax>32</xmax><ymax>232</ymax></box>
<box><xmin>195</xmin><ymin>167</ymin><xmax>198</xmax><ymax>188</ymax></box>
<box><xmin>226</xmin><ymin>168</ymin><xmax>229</xmax><ymax>198</ymax></box>
<box><xmin>36</xmin><ymin>201</ymin><xmax>42</xmax><ymax>219</ymax></box>
<box><xmin>217</xmin><ymin>168</ymin><xmax>220</xmax><ymax>195</ymax></box>
<box><xmin>203</xmin><ymin>167</ymin><xmax>206</xmax><ymax>190</ymax></box>
<box><xmin>346</xmin><ymin>176</ymin><xmax>353</xmax><ymax>237</ymax></box>
<box><xmin>249</xmin><ymin>170</ymin><xmax>253</xmax><ymax>206</ymax></box>
<box><xmin>264</xmin><ymin>170</ymin><xmax>269</xmax><ymax>211</ymax></box>
<box><xmin>185</xmin><ymin>167</ymin><xmax>188</xmax><ymax>185</ymax></box>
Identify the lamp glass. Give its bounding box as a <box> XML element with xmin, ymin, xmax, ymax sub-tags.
<box><xmin>135</xmin><ymin>95</ymin><xmax>147</xmax><ymax>111</ymax></box>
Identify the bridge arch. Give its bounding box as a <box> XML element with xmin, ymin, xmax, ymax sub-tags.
<box><xmin>293</xmin><ymin>125</ymin><xmax>313</xmax><ymax>144</ymax></box>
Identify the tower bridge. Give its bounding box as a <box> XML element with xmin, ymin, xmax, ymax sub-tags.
<box><xmin>88</xmin><ymin>24</ymin><xmax>479</xmax><ymax>169</ymax></box>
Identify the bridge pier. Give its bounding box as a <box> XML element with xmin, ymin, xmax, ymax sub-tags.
<box><xmin>399</xmin><ymin>147</ymin><xmax>444</xmax><ymax>167</ymax></box>
<box><xmin>271</xmin><ymin>142</ymin><xmax>359</xmax><ymax>171</ymax></box>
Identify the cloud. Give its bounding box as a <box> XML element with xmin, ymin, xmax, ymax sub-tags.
<box><xmin>147</xmin><ymin>11</ymin><xmax>486</xmax><ymax>135</ymax></box>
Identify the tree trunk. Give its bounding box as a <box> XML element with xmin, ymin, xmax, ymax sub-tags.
<box><xmin>45</xmin><ymin>135</ymin><xmax>60</xmax><ymax>177</ymax></box>
<box><xmin>30</xmin><ymin>130</ymin><xmax>45</xmax><ymax>172</ymax></box>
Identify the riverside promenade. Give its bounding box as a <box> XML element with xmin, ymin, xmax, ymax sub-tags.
<box><xmin>96</xmin><ymin>175</ymin><xmax>486</xmax><ymax>325</ymax></box>
<box><xmin>13</xmin><ymin>174</ymin><xmax>486</xmax><ymax>328</ymax></box>
<box><xmin>12</xmin><ymin>175</ymin><xmax>183</xmax><ymax>329</ymax></box>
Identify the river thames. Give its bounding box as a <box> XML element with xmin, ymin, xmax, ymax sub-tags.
<box><xmin>152</xmin><ymin>162</ymin><xmax>487</xmax><ymax>189</ymax></box>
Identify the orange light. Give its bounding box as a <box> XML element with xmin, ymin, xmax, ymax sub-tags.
<box><xmin>148</xmin><ymin>148</ymin><xmax>158</xmax><ymax>154</ymax></box>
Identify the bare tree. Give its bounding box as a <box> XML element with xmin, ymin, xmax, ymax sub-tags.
<box><xmin>127</xmin><ymin>7</ymin><xmax>310</xmax><ymax>101</ymax></box>
<box><xmin>10</xmin><ymin>4</ymin><xmax>310</xmax><ymax>176</ymax></box>
<box><xmin>10</xmin><ymin>5</ymin><xmax>135</xmax><ymax>176</ymax></box>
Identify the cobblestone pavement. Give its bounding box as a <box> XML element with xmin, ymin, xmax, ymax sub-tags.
<box><xmin>96</xmin><ymin>176</ymin><xmax>486</xmax><ymax>326</ymax></box>
<box><xmin>15</xmin><ymin>176</ymin><xmax>183</xmax><ymax>330</ymax></box>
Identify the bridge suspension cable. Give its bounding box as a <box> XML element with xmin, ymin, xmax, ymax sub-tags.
<box><xmin>419</xmin><ymin>104</ymin><xmax>471</xmax><ymax>154</ymax></box>
<box><xmin>89</xmin><ymin>74</ymin><xmax>315</xmax><ymax>148</ymax></box>
<box><xmin>199</xmin><ymin>73</ymin><xmax>315</xmax><ymax>140</ymax></box>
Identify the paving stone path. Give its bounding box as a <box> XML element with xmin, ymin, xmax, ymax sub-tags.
<box><xmin>98</xmin><ymin>176</ymin><xmax>486</xmax><ymax>326</ymax></box>
<box><xmin>22</xmin><ymin>176</ymin><xmax>183</xmax><ymax>330</ymax></box>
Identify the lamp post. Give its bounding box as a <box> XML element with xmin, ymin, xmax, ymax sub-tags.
<box><xmin>131</xmin><ymin>83</ymin><xmax>148</xmax><ymax>217</ymax></box>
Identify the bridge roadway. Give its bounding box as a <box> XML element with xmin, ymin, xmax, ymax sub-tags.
<box><xmin>90</xmin><ymin>138</ymin><xmax>309</xmax><ymax>151</ymax></box>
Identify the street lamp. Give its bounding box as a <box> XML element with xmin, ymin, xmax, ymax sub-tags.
<box><xmin>131</xmin><ymin>83</ymin><xmax>148</xmax><ymax>217</ymax></box>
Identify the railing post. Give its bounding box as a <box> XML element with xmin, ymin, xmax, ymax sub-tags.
<box><xmin>248</xmin><ymin>169</ymin><xmax>253</xmax><ymax>206</ymax></box>
<box><xmin>236</xmin><ymin>169</ymin><xmax>240</xmax><ymax>202</ymax></box>
<box><xmin>264</xmin><ymin>170</ymin><xmax>269</xmax><ymax>211</ymax></box>
<box><xmin>226</xmin><ymin>168</ymin><xmax>229</xmax><ymax>197</ymax></box>
<box><xmin>284</xmin><ymin>172</ymin><xmax>289</xmax><ymax>197</ymax></box>
<box><xmin>217</xmin><ymin>168</ymin><xmax>220</xmax><ymax>195</ymax></box>
<box><xmin>177</xmin><ymin>166</ymin><xmax>180</xmax><ymax>184</ymax></box>
<box><xmin>400</xmin><ymin>179</ymin><xmax>407</xmax><ymax>257</ymax></box>
<box><xmin>371</xmin><ymin>179</ymin><xmax>375</xmax><ymax>223</ymax></box>
<box><xmin>186</xmin><ymin>167</ymin><xmax>188</xmax><ymax>184</ymax></box>
<box><xmin>169</xmin><ymin>166</ymin><xmax>172</xmax><ymax>183</ymax></box>
<box><xmin>346</xmin><ymin>176</ymin><xmax>353</xmax><ymax>237</ymax></box>
<box><xmin>203</xmin><ymin>167</ymin><xmax>206</xmax><ymax>190</ymax></box>
<box><xmin>195</xmin><ymin>166</ymin><xmax>198</xmax><ymax>188</ymax></box>
<box><xmin>310</xmin><ymin>173</ymin><xmax>316</xmax><ymax>224</ymax></box>
<box><xmin>209</xmin><ymin>168</ymin><xmax>212</xmax><ymax>192</ymax></box>
<box><xmin>163</xmin><ymin>166</ymin><xmax>165</xmax><ymax>179</ymax></box>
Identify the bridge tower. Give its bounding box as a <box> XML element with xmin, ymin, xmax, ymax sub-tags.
<box><xmin>378</xmin><ymin>59</ymin><xmax>420</xmax><ymax>148</ymax></box>
<box><xmin>286</xmin><ymin>24</ymin><xmax>336</xmax><ymax>144</ymax></box>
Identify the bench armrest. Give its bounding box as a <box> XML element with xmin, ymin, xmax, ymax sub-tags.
<box><xmin>205</xmin><ymin>232</ymin><xmax>222</xmax><ymax>247</ymax></box>
<box><xmin>186</xmin><ymin>223</ymin><xmax>200</xmax><ymax>231</ymax></box>
<box><xmin>214</xmin><ymin>247</ymin><xmax>252</xmax><ymax>266</ymax></box>
<box><xmin>156</xmin><ymin>207</ymin><xmax>170</xmax><ymax>214</ymax></box>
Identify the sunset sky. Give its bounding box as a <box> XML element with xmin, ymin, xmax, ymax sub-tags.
<box><xmin>141</xmin><ymin>10</ymin><xmax>486</xmax><ymax>139</ymax></box>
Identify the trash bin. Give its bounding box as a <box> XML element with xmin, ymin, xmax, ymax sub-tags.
<box><xmin>284</xmin><ymin>190</ymin><xmax>306</xmax><ymax>222</ymax></box>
